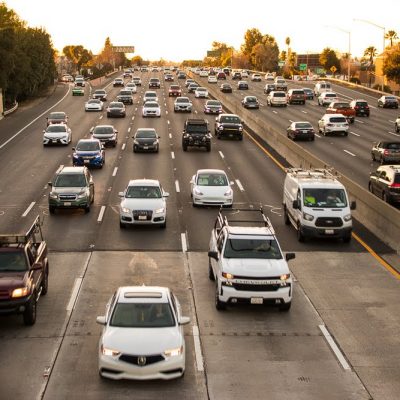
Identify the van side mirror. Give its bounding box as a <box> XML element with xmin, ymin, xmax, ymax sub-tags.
<box><xmin>285</xmin><ymin>253</ymin><xmax>296</xmax><ymax>262</ymax></box>
<box><xmin>292</xmin><ymin>200</ymin><xmax>300</xmax><ymax>209</ymax></box>
<box><xmin>350</xmin><ymin>201</ymin><xmax>356</xmax><ymax>210</ymax></box>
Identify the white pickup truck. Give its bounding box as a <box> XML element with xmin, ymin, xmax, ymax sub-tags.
<box><xmin>208</xmin><ymin>208</ymin><xmax>295</xmax><ymax>311</ymax></box>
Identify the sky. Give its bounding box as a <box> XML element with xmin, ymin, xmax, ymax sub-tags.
<box><xmin>3</xmin><ymin>0</ymin><xmax>400</xmax><ymax>61</ymax></box>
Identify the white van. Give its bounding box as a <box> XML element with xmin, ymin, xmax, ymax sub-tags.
<box><xmin>283</xmin><ymin>168</ymin><xmax>356</xmax><ymax>242</ymax></box>
<box><xmin>314</xmin><ymin>81</ymin><xmax>332</xmax><ymax>97</ymax></box>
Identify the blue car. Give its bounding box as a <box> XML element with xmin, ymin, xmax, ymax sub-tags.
<box><xmin>72</xmin><ymin>139</ymin><xmax>105</xmax><ymax>168</ymax></box>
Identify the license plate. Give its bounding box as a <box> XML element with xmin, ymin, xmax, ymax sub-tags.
<box><xmin>251</xmin><ymin>297</ymin><xmax>263</xmax><ymax>304</ymax></box>
<box><xmin>138</xmin><ymin>215</ymin><xmax>147</xmax><ymax>220</ymax></box>
<box><xmin>52</xmin><ymin>140</ymin><xmax>57</xmax><ymax>143</ymax></box>
<box><xmin>302</xmin><ymin>130</ymin><xmax>308</xmax><ymax>133</ymax></box>
<box><xmin>63</xmin><ymin>202</ymin><xmax>71</xmax><ymax>206</ymax></box>
<box><xmin>143</xmin><ymin>146</ymin><xmax>148</xmax><ymax>149</ymax></box>
<box><xmin>325</xmin><ymin>229</ymin><xmax>334</xmax><ymax>234</ymax></box>
<box><xmin>84</xmin><ymin>160</ymin><xmax>90</xmax><ymax>164</ymax></box>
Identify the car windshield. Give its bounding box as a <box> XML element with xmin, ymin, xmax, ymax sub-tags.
<box><xmin>220</xmin><ymin>116</ymin><xmax>240</xmax><ymax>123</ymax></box>
<box><xmin>136</xmin><ymin>130</ymin><xmax>156</xmax><ymax>138</ymax></box>
<box><xmin>93</xmin><ymin>127</ymin><xmax>113</xmax><ymax>135</ymax></box>
<box><xmin>54</xmin><ymin>174</ymin><xmax>87</xmax><ymax>187</ymax></box>
<box><xmin>246</xmin><ymin>97</ymin><xmax>256</xmax><ymax>102</ymax></box>
<box><xmin>385</xmin><ymin>96</ymin><xmax>396</xmax><ymax>100</ymax></box>
<box><xmin>120</xmin><ymin>91</ymin><xmax>131</xmax><ymax>95</ymax></box>
<box><xmin>197</xmin><ymin>173</ymin><xmax>228</xmax><ymax>186</ymax></box>
<box><xmin>170</xmin><ymin>86</ymin><xmax>179</xmax><ymax>90</ymax></box>
<box><xmin>224</xmin><ymin>238</ymin><xmax>282</xmax><ymax>259</ymax></box>
<box><xmin>110</xmin><ymin>302</ymin><xmax>175</xmax><ymax>328</ymax></box>
<box><xmin>95</xmin><ymin>91</ymin><xmax>105</xmax><ymax>95</ymax></box>
<box><xmin>125</xmin><ymin>186</ymin><xmax>162</xmax><ymax>198</ymax></box>
<box><xmin>177</xmin><ymin>98</ymin><xmax>189</xmax><ymax>103</ymax></box>
<box><xmin>110</xmin><ymin>103</ymin><xmax>123</xmax><ymax>109</ymax></box>
<box><xmin>0</xmin><ymin>251</ymin><xmax>27</xmax><ymax>272</ymax></box>
<box><xmin>394</xmin><ymin>174</ymin><xmax>400</xmax><ymax>184</ymax></box>
<box><xmin>88</xmin><ymin>100</ymin><xmax>100</xmax><ymax>104</ymax></box>
<box><xmin>186</xmin><ymin>124</ymin><xmax>208</xmax><ymax>133</ymax></box>
<box><xmin>47</xmin><ymin>125</ymin><xmax>66</xmax><ymax>132</ymax></box>
<box><xmin>207</xmin><ymin>101</ymin><xmax>220</xmax><ymax>106</ymax></box>
<box><xmin>145</xmin><ymin>93</ymin><xmax>156</xmax><ymax>98</ymax></box>
<box><xmin>77</xmin><ymin>141</ymin><xmax>100</xmax><ymax>151</ymax></box>
<box><xmin>144</xmin><ymin>103</ymin><xmax>159</xmax><ymax>108</ymax></box>
<box><xmin>386</xmin><ymin>143</ymin><xmax>400</xmax><ymax>149</ymax></box>
<box><xmin>302</xmin><ymin>188</ymin><xmax>348</xmax><ymax>208</ymax></box>
<box><xmin>295</xmin><ymin>123</ymin><xmax>312</xmax><ymax>129</ymax></box>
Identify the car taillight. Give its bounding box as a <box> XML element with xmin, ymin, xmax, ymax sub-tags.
<box><xmin>384</xmin><ymin>150</ymin><xmax>389</xmax><ymax>155</ymax></box>
<box><xmin>389</xmin><ymin>183</ymin><xmax>400</xmax><ymax>188</ymax></box>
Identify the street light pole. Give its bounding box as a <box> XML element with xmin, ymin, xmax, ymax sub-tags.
<box><xmin>354</xmin><ymin>18</ymin><xmax>385</xmax><ymax>91</ymax></box>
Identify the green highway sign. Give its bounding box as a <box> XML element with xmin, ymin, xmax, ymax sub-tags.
<box><xmin>299</xmin><ymin>63</ymin><xmax>307</xmax><ymax>71</ymax></box>
<box><xmin>207</xmin><ymin>50</ymin><xmax>221</xmax><ymax>57</ymax></box>
<box><xmin>278</xmin><ymin>61</ymin><xmax>285</xmax><ymax>67</ymax></box>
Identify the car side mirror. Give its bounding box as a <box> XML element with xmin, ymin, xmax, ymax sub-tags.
<box><xmin>48</xmin><ymin>182</ymin><xmax>52</xmax><ymax>187</ymax></box>
<box><xmin>208</xmin><ymin>251</ymin><xmax>219</xmax><ymax>260</ymax></box>
<box><xmin>163</xmin><ymin>192</ymin><xmax>170</xmax><ymax>197</ymax></box>
<box><xmin>32</xmin><ymin>262</ymin><xmax>42</xmax><ymax>270</ymax></box>
<box><xmin>42</xmin><ymin>130</ymin><xmax>46</xmax><ymax>133</ymax></box>
<box><xmin>179</xmin><ymin>316</ymin><xmax>191</xmax><ymax>325</ymax></box>
<box><xmin>96</xmin><ymin>316</ymin><xmax>106</xmax><ymax>325</ymax></box>
<box><xmin>350</xmin><ymin>201</ymin><xmax>356</xmax><ymax>210</ymax></box>
<box><xmin>292</xmin><ymin>199</ymin><xmax>300</xmax><ymax>209</ymax></box>
<box><xmin>285</xmin><ymin>253</ymin><xmax>296</xmax><ymax>262</ymax></box>
<box><xmin>158</xmin><ymin>136</ymin><xmax>161</xmax><ymax>139</ymax></box>
<box><xmin>72</xmin><ymin>147</ymin><xmax>76</xmax><ymax>151</ymax></box>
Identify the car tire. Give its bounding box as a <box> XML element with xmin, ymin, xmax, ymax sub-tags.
<box><xmin>41</xmin><ymin>267</ymin><xmax>49</xmax><ymax>295</ymax></box>
<box><xmin>49</xmin><ymin>206</ymin><xmax>56</xmax><ymax>214</ymax></box>
<box><xmin>343</xmin><ymin>233</ymin><xmax>352</xmax><ymax>243</ymax></box>
<box><xmin>380</xmin><ymin>156</ymin><xmax>385</xmax><ymax>165</ymax></box>
<box><xmin>395</xmin><ymin>124</ymin><xmax>399</xmax><ymax>133</ymax></box>
<box><xmin>84</xmin><ymin>205</ymin><xmax>90</xmax><ymax>213</ymax></box>
<box><xmin>279</xmin><ymin>301</ymin><xmax>291</xmax><ymax>312</ymax></box>
<box><xmin>297</xmin><ymin>223</ymin><xmax>305</xmax><ymax>242</ymax></box>
<box><xmin>160</xmin><ymin>221</ymin><xmax>166</xmax><ymax>229</ymax></box>
<box><xmin>368</xmin><ymin>182</ymin><xmax>373</xmax><ymax>193</ymax></box>
<box><xmin>383</xmin><ymin>192</ymin><xmax>389</xmax><ymax>203</ymax></box>
<box><xmin>238</xmin><ymin>135</ymin><xmax>243</xmax><ymax>141</ymax></box>
<box><xmin>182</xmin><ymin>144</ymin><xmax>188</xmax><ymax>151</ymax></box>
<box><xmin>215</xmin><ymin>283</ymin><xmax>226</xmax><ymax>311</ymax></box>
<box><xmin>206</xmin><ymin>144</ymin><xmax>211</xmax><ymax>152</ymax></box>
<box><xmin>208</xmin><ymin>261</ymin><xmax>215</xmax><ymax>281</ymax></box>
<box><xmin>372</xmin><ymin>152</ymin><xmax>376</xmax><ymax>161</ymax></box>
<box><xmin>283</xmin><ymin>206</ymin><xmax>290</xmax><ymax>225</ymax></box>
<box><xmin>23</xmin><ymin>296</ymin><xmax>37</xmax><ymax>326</ymax></box>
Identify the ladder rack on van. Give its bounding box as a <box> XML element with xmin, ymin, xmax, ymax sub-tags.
<box><xmin>285</xmin><ymin>167</ymin><xmax>341</xmax><ymax>180</ymax></box>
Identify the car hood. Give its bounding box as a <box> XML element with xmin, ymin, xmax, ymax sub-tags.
<box><xmin>0</xmin><ymin>272</ymin><xmax>27</xmax><ymax>290</ymax></box>
<box><xmin>121</xmin><ymin>198</ymin><xmax>165</xmax><ymax>210</ymax></box>
<box><xmin>102</xmin><ymin>326</ymin><xmax>182</xmax><ymax>355</ymax></box>
<box><xmin>220</xmin><ymin>123</ymin><xmax>242</xmax><ymax>128</ymax></box>
<box><xmin>196</xmin><ymin>186</ymin><xmax>229</xmax><ymax>196</ymax></box>
<box><xmin>52</xmin><ymin>186</ymin><xmax>86</xmax><ymax>194</ymax></box>
<box><xmin>74</xmin><ymin>151</ymin><xmax>101</xmax><ymax>156</ymax></box>
<box><xmin>44</xmin><ymin>131</ymin><xmax>68</xmax><ymax>138</ymax></box>
<box><xmin>223</xmin><ymin>258</ymin><xmax>290</xmax><ymax>276</ymax></box>
<box><xmin>93</xmin><ymin>134</ymin><xmax>115</xmax><ymax>140</ymax></box>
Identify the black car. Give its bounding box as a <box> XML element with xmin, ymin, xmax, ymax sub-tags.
<box><xmin>182</xmin><ymin>119</ymin><xmax>211</xmax><ymax>152</ymax></box>
<box><xmin>117</xmin><ymin>90</ymin><xmax>134</xmax><ymax>105</ymax></box>
<box><xmin>241</xmin><ymin>96</ymin><xmax>259</xmax><ymax>109</ymax></box>
<box><xmin>133</xmin><ymin>128</ymin><xmax>160</xmax><ymax>153</ymax></box>
<box><xmin>149</xmin><ymin>78</ymin><xmax>161</xmax><ymax>89</ymax></box>
<box><xmin>92</xmin><ymin>89</ymin><xmax>107</xmax><ymax>101</ymax></box>
<box><xmin>188</xmin><ymin>83</ymin><xmax>199</xmax><ymax>93</ymax></box>
<box><xmin>349</xmin><ymin>99</ymin><xmax>370</xmax><ymax>116</ymax></box>
<box><xmin>263</xmin><ymin>84</ymin><xmax>275</xmax><ymax>95</ymax></box>
<box><xmin>377</xmin><ymin>95</ymin><xmax>398</xmax><ymax>109</ymax></box>
<box><xmin>220</xmin><ymin>83</ymin><xmax>232</xmax><ymax>93</ymax></box>
<box><xmin>287</xmin><ymin>121</ymin><xmax>315</xmax><ymax>141</ymax></box>
<box><xmin>177</xmin><ymin>72</ymin><xmax>186</xmax><ymax>79</ymax></box>
<box><xmin>232</xmin><ymin>72</ymin><xmax>241</xmax><ymax>80</ymax></box>
<box><xmin>106</xmin><ymin>102</ymin><xmax>126</xmax><ymax>118</ymax></box>
<box><xmin>369</xmin><ymin>165</ymin><xmax>400</xmax><ymax>204</ymax></box>
<box><xmin>215</xmin><ymin>114</ymin><xmax>243</xmax><ymax>140</ymax></box>
<box><xmin>237</xmin><ymin>81</ymin><xmax>249</xmax><ymax>90</ymax></box>
<box><xmin>303</xmin><ymin>88</ymin><xmax>314</xmax><ymax>100</ymax></box>
<box><xmin>90</xmin><ymin>125</ymin><xmax>118</xmax><ymax>147</ymax></box>
<box><xmin>371</xmin><ymin>141</ymin><xmax>400</xmax><ymax>164</ymax></box>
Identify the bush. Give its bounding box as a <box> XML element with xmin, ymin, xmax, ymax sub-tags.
<box><xmin>372</xmin><ymin>84</ymin><xmax>392</xmax><ymax>93</ymax></box>
<box><xmin>282</xmin><ymin>71</ymin><xmax>292</xmax><ymax>79</ymax></box>
<box><xmin>350</xmin><ymin>77</ymin><xmax>361</xmax><ymax>85</ymax></box>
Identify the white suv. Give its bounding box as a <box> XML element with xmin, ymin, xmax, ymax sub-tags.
<box><xmin>119</xmin><ymin>179</ymin><xmax>169</xmax><ymax>228</ymax></box>
<box><xmin>318</xmin><ymin>92</ymin><xmax>339</xmax><ymax>106</ymax></box>
<box><xmin>318</xmin><ymin>114</ymin><xmax>349</xmax><ymax>136</ymax></box>
<box><xmin>267</xmin><ymin>91</ymin><xmax>288</xmax><ymax>107</ymax></box>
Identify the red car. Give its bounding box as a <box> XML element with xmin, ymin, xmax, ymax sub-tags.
<box><xmin>168</xmin><ymin>85</ymin><xmax>182</xmax><ymax>97</ymax></box>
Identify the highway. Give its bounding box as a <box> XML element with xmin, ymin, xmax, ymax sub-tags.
<box><xmin>0</xmin><ymin>70</ymin><xmax>399</xmax><ymax>400</ymax></box>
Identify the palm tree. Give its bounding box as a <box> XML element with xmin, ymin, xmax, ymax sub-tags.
<box><xmin>364</xmin><ymin>46</ymin><xmax>377</xmax><ymax>87</ymax></box>
<box><xmin>385</xmin><ymin>30</ymin><xmax>398</xmax><ymax>47</ymax></box>
<box><xmin>285</xmin><ymin>37</ymin><xmax>291</xmax><ymax>67</ymax></box>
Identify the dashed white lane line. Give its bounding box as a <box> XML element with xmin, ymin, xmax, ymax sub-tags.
<box><xmin>289</xmin><ymin>119</ymin><xmax>294</xmax><ymax>123</ymax></box>
<box><xmin>97</xmin><ymin>206</ymin><xmax>106</xmax><ymax>223</ymax></box>
<box><xmin>235</xmin><ymin>179</ymin><xmax>245</xmax><ymax>192</ymax></box>
<box><xmin>175</xmin><ymin>180</ymin><xmax>180</xmax><ymax>193</ymax></box>
<box><xmin>112</xmin><ymin>167</ymin><xmax>118</xmax><ymax>177</ymax></box>
<box><xmin>181</xmin><ymin>233</ymin><xmax>188</xmax><ymax>252</ymax></box>
<box><xmin>168</xmin><ymin>120</ymin><xmax>170</xmax><ymax>125</ymax></box>
<box><xmin>315</xmin><ymin>133</ymin><xmax>322</xmax><ymax>138</ymax></box>
<box><xmin>301</xmin><ymin>110</ymin><xmax>308</xmax><ymax>114</ymax></box>
<box><xmin>350</xmin><ymin>131</ymin><xmax>360</xmax><ymax>137</ymax></box>
<box><xmin>219</xmin><ymin>151</ymin><xmax>225</xmax><ymax>159</ymax></box>
<box><xmin>66</xmin><ymin>278</ymin><xmax>83</xmax><ymax>312</ymax></box>
<box><xmin>122</xmin><ymin>143</ymin><xmax>126</xmax><ymax>151</ymax></box>
<box><xmin>355</xmin><ymin>119</ymin><xmax>364</xmax><ymax>124</ymax></box>
<box><xmin>128</xmin><ymin>127</ymin><xmax>131</xmax><ymax>133</ymax></box>
<box><xmin>319</xmin><ymin>325</ymin><xmax>351</xmax><ymax>370</ymax></box>
<box><xmin>389</xmin><ymin>120</ymin><xmax>395</xmax><ymax>123</ymax></box>
<box><xmin>99</xmin><ymin>115</ymin><xmax>103</xmax><ymax>120</ymax></box>
<box><xmin>388</xmin><ymin>131</ymin><xmax>400</xmax><ymax>137</ymax></box>
<box><xmin>169</xmin><ymin>133</ymin><xmax>172</xmax><ymax>139</ymax></box>
<box><xmin>193</xmin><ymin>325</ymin><xmax>204</xmax><ymax>372</ymax></box>
<box><xmin>272</xmin><ymin>110</ymin><xmax>278</xmax><ymax>114</ymax></box>
<box><xmin>171</xmin><ymin>151</ymin><xmax>175</xmax><ymax>159</ymax></box>
<box><xmin>131</xmin><ymin>116</ymin><xmax>135</xmax><ymax>120</ymax></box>
<box><xmin>343</xmin><ymin>149</ymin><xmax>356</xmax><ymax>157</ymax></box>
<box><xmin>22</xmin><ymin>202</ymin><xmax>35</xmax><ymax>217</ymax></box>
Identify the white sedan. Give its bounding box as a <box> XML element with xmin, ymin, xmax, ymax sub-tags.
<box><xmin>207</xmin><ymin>76</ymin><xmax>218</xmax><ymax>84</ymax></box>
<box><xmin>85</xmin><ymin>99</ymin><xmax>103</xmax><ymax>111</ymax></box>
<box><xmin>119</xmin><ymin>179</ymin><xmax>169</xmax><ymax>228</ymax></box>
<box><xmin>125</xmin><ymin>83</ymin><xmax>137</xmax><ymax>94</ymax></box>
<box><xmin>97</xmin><ymin>285</ymin><xmax>190</xmax><ymax>380</ymax></box>
<box><xmin>194</xmin><ymin>87</ymin><xmax>208</xmax><ymax>98</ymax></box>
<box><xmin>190</xmin><ymin>169</ymin><xmax>233</xmax><ymax>207</ymax></box>
<box><xmin>43</xmin><ymin>124</ymin><xmax>72</xmax><ymax>146</ymax></box>
<box><xmin>142</xmin><ymin>101</ymin><xmax>161</xmax><ymax>117</ymax></box>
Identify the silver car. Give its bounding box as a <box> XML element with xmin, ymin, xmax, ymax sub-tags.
<box><xmin>43</xmin><ymin>124</ymin><xmax>72</xmax><ymax>146</ymax></box>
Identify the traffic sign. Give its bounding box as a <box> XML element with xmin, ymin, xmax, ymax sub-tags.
<box><xmin>299</xmin><ymin>63</ymin><xmax>307</xmax><ymax>71</ymax></box>
<box><xmin>207</xmin><ymin>50</ymin><xmax>221</xmax><ymax>57</ymax></box>
<box><xmin>278</xmin><ymin>61</ymin><xmax>285</xmax><ymax>67</ymax></box>
<box><xmin>330</xmin><ymin>66</ymin><xmax>337</xmax><ymax>73</ymax></box>
<box><xmin>112</xmin><ymin>46</ymin><xmax>135</xmax><ymax>53</ymax></box>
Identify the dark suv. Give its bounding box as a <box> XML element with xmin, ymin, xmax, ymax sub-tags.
<box><xmin>349</xmin><ymin>99</ymin><xmax>370</xmax><ymax>117</ymax></box>
<box><xmin>149</xmin><ymin>78</ymin><xmax>161</xmax><ymax>88</ymax></box>
<box><xmin>117</xmin><ymin>90</ymin><xmax>134</xmax><ymax>105</ymax></box>
<box><xmin>369</xmin><ymin>165</ymin><xmax>400</xmax><ymax>204</ymax></box>
<box><xmin>182</xmin><ymin>119</ymin><xmax>211</xmax><ymax>152</ymax></box>
<box><xmin>215</xmin><ymin>114</ymin><xmax>243</xmax><ymax>140</ymax></box>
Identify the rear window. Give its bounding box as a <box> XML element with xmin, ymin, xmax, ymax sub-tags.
<box><xmin>292</xmin><ymin>90</ymin><xmax>304</xmax><ymax>95</ymax></box>
<box><xmin>330</xmin><ymin>117</ymin><xmax>347</xmax><ymax>123</ymax></box>
<box><xmin>387</xmin><ymin>143</ymin><xmax>400</xmax><ymax>149</ymax></box>
<box><xmin>274</xmin><ymin>92</ymin><xmax>287</xmax><ymax>97</ymax></box>
<box><xmin>326</xmin><ymin>93</ymin><xmax>337</xmax><ymax>98</ymax></box>
<box><xmin>394</xmin><ymin>174</ymin><xmax>400</xmax><ymax>184</ymax></box>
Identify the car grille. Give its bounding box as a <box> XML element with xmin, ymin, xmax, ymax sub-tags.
<box><xmin>389</xmin><ymin>186</ymin><xmax>400</xmax><ymax>193</ymax></box>
<box><xmin>133</xmin><ymin>210</ymin><xmax>153</xmax><ymax>221</ymax></box>
<box><xmin>232</xmin><ymin>283</ymin><xmax>280</xmax><ymax>292</ymax></box>
<box><xmin>0</xmin><ymin>289</ymin><xmax>10</xmax><ymax>299</ymax></box>
<box><xmin>119</xmin><ymin>354</ymin><xmax>164</xmax><ymax>366</ymax></box>
<box><xmin>59</xmin><ymin>194</ymin><xmax>77</xmax><ymax>201</ymax></box>
<box><xmin>315</xmin><ymin>217</ymin><xmax>343</xmax><ymax>227</ymax></box>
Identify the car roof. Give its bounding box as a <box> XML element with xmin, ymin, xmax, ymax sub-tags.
<box><xmin>128</xmin><ymin>179</ymin><xmax>161</xmax><ymax>187</ymax></box>
<box><xmin>220</xmin><ymin>113</ymin><xmax>239</xmax><ymax>118</ymax></box>
<box><xmin>117</xmin><ymin>286</ymin><xmax>170</xmax><ymax>303</ymax></box>
<box><xmin>94</xmin><ymin>124</ymin><xmax>113</xmax><ymax>129</ymax></box>
<box><xmin>59</xmin><ymin>166</ymin><xmax>86</xmax><ymax>174</ymax></box>
<box><xmin>197</xmin><ymin>169</ymin><xmax>226</xmax><ymax>175</ymax></box>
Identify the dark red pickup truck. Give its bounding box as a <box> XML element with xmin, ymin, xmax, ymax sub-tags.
<box><xmin>0</xmin><ymin>216</ymin><xmax>49</xmax><ymax>325</ymax></box>
<box><xmin>326</xmin><ymin>101</ymin><xmax>356</xmax><ymax>123</ymax></box>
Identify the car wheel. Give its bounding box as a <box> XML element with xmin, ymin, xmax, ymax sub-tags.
<box><xmin>208</xmin><ymin>260</ymin><xmax>215</xmax><ymax>281</ymax></box>
<box><xmin>41</xmin><ymin>267</ymin><xmax>49</xmax><ymax>295</ymax></box>
<box><xmin>372</xmin><ymin>152</ymin><xmax>376</xmax><ymax>161</ymax></box>
<box><xmin>283</xmin><ymin>206</ymin><xmax>290</xmax><ymax>225</ymax></box>
<box><xmin>297</xmin><ymin>223</ymin><xmax>305</xmax><ymax>242</ymax></box>
<box><xmin>383</xmin><ymin>192</ymin><xmax>389</xmax><ymax>203</ymax></box>
<box><xmin>215</xmin><ymin>283</ymin><xmax>226</xmax><ymax>311</ymax></box>
<box><xmin>395</xmin><ymin>124</ymin><xmax>399</xmax><ymax>133</ymax></box>
<box><xmin>343</xmin><ymin>233</ymin><xmax>352</xmax><ymax>243</ymax></box>
<box><xmin>380</xmin><ymin>156</ymin><xmax>385</xmax><ymax>165</ymax></box>
<box><xmin>84</xmin><ymin>204</ymin><xmax>90</xmax><ymax>213</ymax></box>
<box><xmin>49</xmin><ymin>206</ymin><xmax>56</xmax><ymax>214</ymax></box>
<box><xmin>368</xmin><ymin>182</ymin><xmax>373</xmax><ymax>193</ymax></box>
<box><xmin>160</xmin><ymin>221</ymin><xmax>166</xmax><ymax>229</ymax></box>
<box><xmin>119</xmin><ymin>221</ymin><xmax>126</xmax><ymax>229</ymax></box>
<box><xmin>279</xmin><ymin>301</ymin><xmax>291</xmax><ymax>312</ymax></box>
<box><xmin>238</xmin><ymin>135</ymin><xmax>243</xmax><ymax>141</ymax></box>
<box><xmin>182</xmin><ymin>144</ymin><xmax>188</xmax><ymax>151</ymax></box>
<box><xmin>206</xmin><ymin>144</ymin><xmax>211</xmax><ymax>152</ymax></box>
<box><xmin>23</xmin><ymin>295</ymin><xmax>37</xmax><ymax>325</ymax></box>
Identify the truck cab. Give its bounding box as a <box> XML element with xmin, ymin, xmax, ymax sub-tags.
<box><xmin>208</xmin><ymin>208</ymin><xmax>295</xmax><ymax>311</ymax></box>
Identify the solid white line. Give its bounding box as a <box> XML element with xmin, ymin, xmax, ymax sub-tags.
<box><xmin>122</xmin><ymin>143</ymin><xmax>126</xmax><ymax>151</ymax></box>
<box><xmin>192</xmin><ymin>325</ymin><xmax>204</xmax><ymax>372</ymax></box>
<box><xmin>22</xmin><ymin>202</ymin><xmax>35</xmax><ymax>218</ymax></box>
<box><xmin>272</xmin><ymin>110</ymin><xmax>278</xmax><ymax>114</ymax></box>
<box><xmin>175</xmin><ymin>180</ymin><xmax>180</xmax><ymax>193</ymax></box>
<box><xmin>319</xmin><ymin>325</ymin><xmax>351</xmax><ymax>370</ymax></box>
<box><xmin>112</xmin><ymin>167</ymin><xmax>118</xmax><ymax>177</ymax></box>
<box><xmin>97</xmin><ymin>206</ymin><xmax>106</xmax><ymax>222</ymax></box>
<box><xmin>0</xmin><ymin>86</ymin><xmax>71</xmax><ymax>150</ymax></box>
<box><xmin>235</xmin><ymin>179</ymin><xmax>245</xmax><ymax>192</ymax></box>
<box><xmin>350</xmin><ymin>131</ymin><xmax>360</xmax><ymax>137</ymax></box>
<box><xmin>181</xmin><ymin>233</ymin><xmax>187</xmax><ymax>252</ymax></box>
<box><xmin>343</xmin><ymin>149</ymin><xmax>356</xmax><ymax>157</ymax></box>
<box><xmin>389</xmin><ymin>120</ymin><xmax>395</xmax><ymax>124</ymax></box>
<box><xmin>219</xmin><ymin>151</ymin><xmax>224</xmax><ymax>159</ymax></box>
<box><xmin>167</xmin><ymin>120</ymin><xmax>170</xmax><ymax>125</ymax></box>
<box><xmin>315</xmin><ymin>133</ymin><xmax>322</xmax><ymax>138</ymax></box>
<box><xmin>171</xmin><ymin>151</ymin><xmax>175</xmax><ymax>159</ymax></box>
<box><xmin>66</xmin><ymin>278</ymin><xmax>83</xmax><ymax>312</ymax></box>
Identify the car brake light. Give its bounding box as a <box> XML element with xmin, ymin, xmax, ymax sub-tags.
<box><xmin>384</xmin><ymin>150</ymin><xmax>389</xmax><ymax>155</ymax></box>
<box><xmin>390</xmin><ymin>183</ymin><xmax>400</xmax><ymax>188</ymax></box>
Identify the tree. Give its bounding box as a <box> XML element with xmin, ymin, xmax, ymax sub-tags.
<box><xmin>364</xmin><ymin>46</ymin><xmax>377</xmax><ymax>63</ymax></box>
<box><xmin>319</xmin><ymin>47</ymin><xmax>340</xmax><ymax>72</ymax></box>
<box><xmin>241</xmin><ymin>28</ymin><xmax>263</xmax><ymax>56</ymax></box>
<box><xmin>383</xmin><ymin>43</ymin><xmax>400</xmax><ymax>84</ymax></box>
<box><xmin>249</xmin><ymin>35</ymin><xmax>279</xmax><ymax>72</ymax></box>
<box><xmin>62</xmin><ymin>45</ymin><xmax>92</xmax><ymax>72</ymax></box>
<box><xmin>131</xmin><ymin>55</ymin><xmax>143</xmax><ymax>66</ymax></box>
<box><xmin>385</xmin><ymin>30</ymin><xmax>398</xmax><ymax>47</ymax></box>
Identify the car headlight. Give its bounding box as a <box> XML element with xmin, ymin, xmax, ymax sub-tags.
<box><xmin>121</xmin><ymin>207</ymin><xmax>131</xmax><ymax>213</ymax></box>
<box><xmin>224</xmin><ymin>189</ymin><xmax>232</xmax><ymax>197</ymax></box>
<box><xmin>164</xmin><ymin>345</ymin><xmax>183</xmax><ymax>357</ymax></box>
<box><xmin>133</xmin><ymin>140</ymin><xmax>139</xmax><ymax>145</ymax></box>
<box><xmin>280</xmin><ymin>274</ymin><xmax>290</xmax><ymax>281</ymax></box>
<box><xmin>154</xmin><ymin>207</ymin><xmax>165</xmax><ymax>214</ymax></box>
<box><xmin>95</xmin><ymin>154</ymin><xmax>102</xmax><ymax>159</ymax></box>
<box><xmin>194</xmin><ymin>188</ymin><xmax>203</xmax><ymax>196</ymax></box>
<box><xmin>218</xmin><ymin>125</ymin><xmax>224</xmax><ymax>130</ymax></box>
<box><xmin>101</xmin><ymin>344</ymin><xmax>121</xmax><ymax>357</ymax></box>
<box><xmin>303</xmin><ymin>212</ymin><xmax>314</xmax><ymax>221</ymax></box>
<box><xmin>222</xmin><ymin>272</ymin><xmax>234</xmax><ymax>279</ymax></box>
<box><xmin>238</xmin><ymin>126</ymin><xmax>243</xmax><ymax>131</ymax></box>
<box><xmin>49</xmin><ymin>192</ymin><xmax>58</xmax><ymax>199</ymax></box>
<box><xmin>152</xmin><ymin>140</ymin><xmax>158</xmax><ymax>145</ymax></box>
<box><xmin>343</xmin><ymin>214</ymin><xmax>352</xmax><ymax>222</ymax></box>
<box><xmin>77</xmin><ymin>191</ymin><xmax>87</xmax><ymax>199</ymax></box>
<box><xmin>11</xmin><ymin>286</ymin><xmax>30</xmax><ymax>298</ymax></box>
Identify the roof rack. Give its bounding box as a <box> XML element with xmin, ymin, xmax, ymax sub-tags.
<box><xmin>216</xmin><ymin>207</ymin><xmax>275</xmax><ymax>234</ymax></box>
<box><xmin>285</xmin><ymin>167</ymin><xmax>341</xmax><ymax>180</ymax></box>
<box><xmin>0</xmin><ymin>216</ymin><xmax>43</xmax><ymax>246</ymax></box>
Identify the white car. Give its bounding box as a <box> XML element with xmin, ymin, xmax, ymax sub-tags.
<box><xmin>142</xmin><ymin>101</ymin><xmax>161</xmax><ymax>117</ymax></box>
<box><xmin>265</xmin><ymin>73</ymin><xmax>274</xmax><ymax>81</ymax></box>
<box><xmin>267</xmin><ymin>91</ymin><xmax>288</xmax><ymax>107</ymax></box>
<box><xmin>318</xmin><ymin>114</ymin><xmax>349</xmax><ymax>136</ymax></box>
<box><xmin>174</xmin><ymin>97</ymin><xmax>193</xmax><ymax>113</ymax></box>
<box><xmin>97</xmin><ymin>285</ymin><xmax>190</xmax><ymax>380</ymax></box>
<box><xmin>85</xmin><ymin>99</ymin><xmax>103</xmax><ymax>112</ymax></box>
<box><xmin>240</xmin><ymin>71</ymin><xmax>249</xmax><ymax>78</ymax></box>
<box><xmin>143</xmin><ymin>91</ymin><xmax>158</xmax><ymax>104</ymax></box>
<box><xmin>251</xmin><ymin>73</ymin><xmax>262</xmax><ymax>82</ymax></box>
<box><xmin>194</xmin><ymin>87</ymin><xmax>208</xmax><ymax>98</ymax></box>
<box><xmin>190</xmin><ymin>169</ymin><xmax>233</xmax><ymax>207</ymax></box>
<box><xmin>132</xmin><ymin>77</ymin><xmax>142</xmax><ymax>86</ymax></box>
<box><xmin>208</xmin><ymin>76</ymin><xmax>218</xmax><ymax>83</ymax></box>
<box><xmin>318</xmin><ymin>92</ymin><xmax>339</xmax><ymax>106</ymax></box>
<box><xmin>199</xmin><ymin>70</ymin><xmax>208</xmax><ymax>77</ymax></box>
<box><xmin>43</xmin><ymin>124</ymin><xmax>72</xmax><ymax>146</ymax></box>
<box><xmin>125</xmin><ymin>83</ymin><xmax>137</xmax><ymax>94</ymax></box>
<box><xmin>119</xmin><ymin>179</ymin><xmax>169</xmax><ymax>228</ymax></box>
